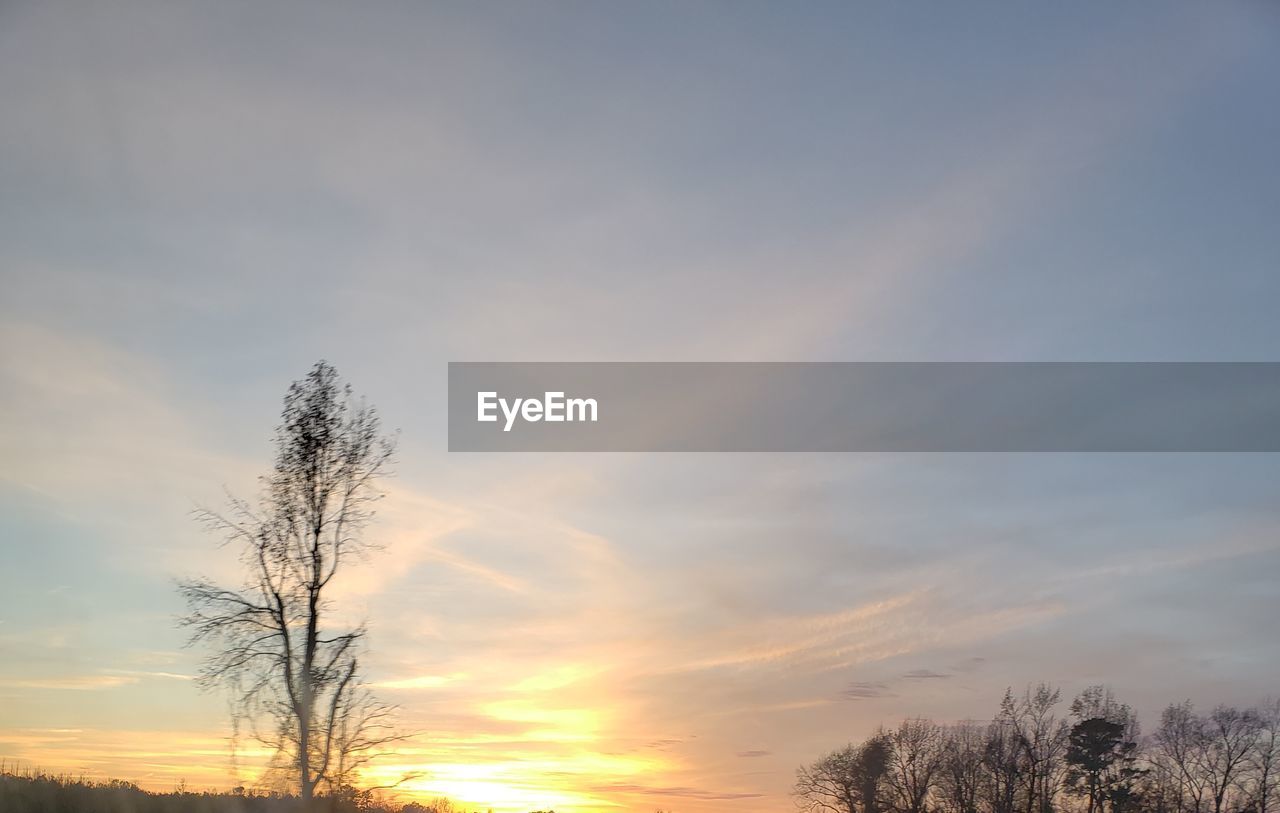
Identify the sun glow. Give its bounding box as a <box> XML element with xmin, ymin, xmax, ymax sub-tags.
<box><xmin>366</xmin><ymin>748</ymin><xmax>670</xmax><ymax>813</ymax></box>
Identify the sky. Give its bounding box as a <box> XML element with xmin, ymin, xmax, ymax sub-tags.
<box><xmin>2</xmin><ymin>2</ymin><xmax>1280</xmax><ymax>811</ymax></box>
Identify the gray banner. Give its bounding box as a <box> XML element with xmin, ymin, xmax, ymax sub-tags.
<box><xmin>447</xmin><ymin>362</ymin><xmax>1280</xmax><ymax>452</ymax></box>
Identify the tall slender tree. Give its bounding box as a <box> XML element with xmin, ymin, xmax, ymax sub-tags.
<box><xmin>179</xmin><ymin>361</ymin><xmax>398</xmax><ymax>805</ymax></box>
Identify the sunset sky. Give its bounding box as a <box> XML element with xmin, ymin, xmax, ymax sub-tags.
<box><xmin>2</xmin><ymin>2</ymin><xmax>1280</xmax><ymax>812</ymax></box>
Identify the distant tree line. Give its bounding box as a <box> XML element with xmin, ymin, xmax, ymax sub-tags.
<box><xmin>0</xmin><ymin>766</ymin><xmax>477</xmax><ymax>813</ymax></box>
<box><xmin>795</xmin><ymin>686</ymin><xmax>1280</xmax><ymax>813</ymax></box>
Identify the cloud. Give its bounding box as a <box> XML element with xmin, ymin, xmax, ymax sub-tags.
<box><xmin>0</xmin><ymin>675</ymin><xmax>139</xmax><ymax>690</ymax></box>
<box><xmin>901</xmin><ymin>669</ymin><xmax>952</xmax><ymax>680</ymax></box>
<box><xmin>374</xmin><ymin>674</ymin><xmax>466</xmax><ymax>691</ymax></box>
<box><xmin>589</xmin><ymin>782</ymin><xmax>765</xmax><ymax>801</ymax></box>
<box><xmin>842</xmin><ymin>682</ymin><xmax>895</xmax><ymax>701</ymax></box>
<box><xmin>106</xmin><ymin>670</ymin><xmax>194</xmax><ymax>681</ymax></box>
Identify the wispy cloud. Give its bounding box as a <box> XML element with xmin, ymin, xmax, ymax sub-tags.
<box><xmin>375</xmin><ymin>674</ymin><xmax>466</xmax><ymax>691</ymax></box>
<box><xmin>843</xmin><ymin>682</ymin><xmax>895</xmax><ymax>701</ymax></box>
<box><xmin>901</xmin><ymin>669</ymin><xmax>951</xmax><ymax>680</ymax></box>
<box><xmin>0</xmin><ymin>675</ymin><xmax>139</xmax><ymax>691</ymax></box>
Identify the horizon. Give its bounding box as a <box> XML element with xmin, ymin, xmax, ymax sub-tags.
<box><xmin>2</xmin><ymin>3</ymin><xmax>1280</xmax><ymax>812</ymax></box>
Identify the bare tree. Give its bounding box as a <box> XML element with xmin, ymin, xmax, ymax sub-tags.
<box><xmin>179</xmin><ymin>361</ymin><xmax>399</xmax><ymax>806</ymax></box>
<box><xmin>1250</xmin><ymin>699</ymin><xmax>1280</xmax><ymax>813</ymax></box>
<box><xmin>796</xmin><ymin>735</ymin><xmax>893</xmax><ymax>813</ymax></box>
<box><xmin>938</xmin><ymin>722</ymin><xmax>987</xmax><ymax>813</ymax></box>
<box><xmin>1001</xmin><ymin>685</ymin><xmax>1070</xmax><ymax>813</ymax></box>
<box><xmin>1201</xmin><ymin>706</ymin><xmax>1259</xmax><ymax>813</ymax></box>
<box><xmin>984</xmin><ymin>717</ymin><xmax>1026</xmax><ymax>813</ymax></box>
<box><xmin>1155</xmin><ymin>702</ymin><xmax>1210</xmax><ymax>813</ymax></box>
<box><xmin>888</xmin><ymin>718</ymin><xmax>945</xmax><ymax>813</ymax></box>
<box><xmin>800</xmin><ymin>691</ymin><xmax>1279</xmax><ymax>813</ymax></box>
<box><xmin>1140</xmin><ymin>755</ymin><xmax>1185</xmax><ymax>813</ymax></box>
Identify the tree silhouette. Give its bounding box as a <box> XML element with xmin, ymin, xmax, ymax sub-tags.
<box><xmin>798</xmin><ymin>688</ymin><xmax>1279</xmax><ymax>813</ymax></box>
<box><xmin>1066</xmin><ymin>686</ymin><xmax>1144</xmax><ymax>813</ymax></box>
<box><xmin>179</xmin><ymin>361</ymin><xmax>399</xmax><ymax>805</ymax></box>
<box><xmin>888</xmin><ymin>719</ymin><xmax>944</xmax><ymax>813</ymax></box>
<box><xmin>795</xmin><ymin>734</ymin><xmax>892</xmax><ymax>813</ymax></box>
<box><xmin>1065</xmin><ymin>718</ymin><xmax>1140</xmax><ymax>813</ymax></box>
